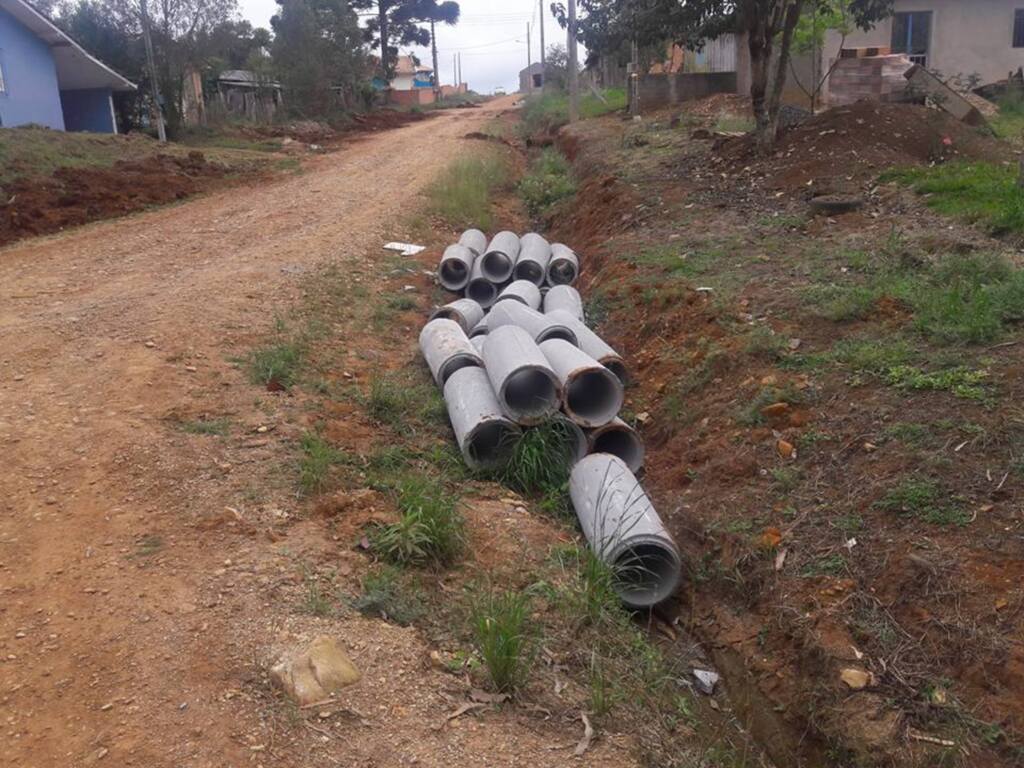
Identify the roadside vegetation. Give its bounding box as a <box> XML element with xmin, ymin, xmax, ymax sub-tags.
<box><xmin>425</xmin><ymin>149</ymin><xmax>510</xmax><ymax>230</ymax></box>
<box><xmin>519</xmin><ymin>88</ymin><xmax>627</xmax><ymax>137</ymax></box>
<box><xmin>518</xmin><ymin>148</ymin><xmax>577</xmax><ymax>216</ymax></box>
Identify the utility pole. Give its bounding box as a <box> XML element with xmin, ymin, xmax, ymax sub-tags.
<box><xmin>430</xmin><ymin>19</ymin><xmax>441</xmax><ymax>98</ymax></box>
<box><xmin>453</xmin><ymin>53</ymin><xmax>457</xmax><ymax>88</ymax></box>
<box><xmin>458</xmin><ymin>52</ymin><xmax>462</xmax><ymax>87</ymax></box>
<box><xmin>526</xmin><ymin>23</ymin><xmax>533</xmax><ymax>92</ymax></box>
<box><xmin>378</xmin><ymin>1</ymin><xmax>391</xmax><ymax>81</ymax></box>
<box><xmin>139</xmin><ymin>0</ymin><xmax>166</xmax><ymax>142</ymax></box>
<box><xmin>539</xmin><ymin>0</ymin><xmax>546</xmax><ymax>88</ymax></box>
<box><xmin>629</xmin><ymin>26</ymin><xmax>639</xmax><ymax>117</ymax></box>
<box><xmin>567</xmin><ymin>0</ymin><xmax>579</xmax><ymax>121</ymax></box>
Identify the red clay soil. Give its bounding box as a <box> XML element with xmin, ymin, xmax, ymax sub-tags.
<box><xmin>718</xmin><ymin>100</ymin><xmax>1010</xmax><ymax>193</ymax></box>
<box><xmin>0</xmin><ymin>152</ymin><xmax>227</xmax><ymax>247</ymax></box>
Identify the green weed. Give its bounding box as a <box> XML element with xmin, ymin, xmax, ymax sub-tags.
<box><xmin>352</xmin><ymin>566</ymin><xmax>424</xmax><ymax>626</ymax></box>
<box><xmin>829</xmin><ymin>337</ymin><xmax>915</xmax><ymax>373</ymax></box>
<box><xmin>519</xmin><ymin>148</ymin><xmax>576</xmax><ymax>215</ymax></box>
<box><xmin>738</xmin><ymin>385</ymin><xmax>805</xmax><ymax>426</ymax></box>
<box><xmin>370</xmin><ymin>474</ymin><xmax>465</xmax><ymax>567</ymax></box>
<box><xmin>248</xmin><ymin>340</ymin><xmax>304</xmax><ymax>390</ymax></box>
<box><xmin>498</xmin><ymin>419</ymin><xmax>576</xmax><ymax>502</ymax></box>
<box><xmin>301</xmin><ymin>566</ymin><xmax>335</xmax><ymax>617</ymax></box>
<box><xmin>426</xmin><ymin>152</ymin><xmax>509</xmax><ymax>230</ymax></box>
<box><xmin>875</xmin><ymin>478</ymin><xmax>971</xmax><ymax>526</ymax></box>
<box><xmin>179</xmin><ymin>418</ymin><xmax>231</xmax><ymax>436</ymax></box>
<box><xmin>299</xmin><ymin>432</ymin><xmax>348</xmax><ymax>495</ymax></box>
<box><xmin>471</xmin><ymin>590</ymin><xmax>534</xmax><ymax>693</ymax></box>
<box><xmin>800</xmin><ymin>553</ymin><xmax>847</xmax><ymax>578</ymax></box>
<box><xmin>366</xmin><ymin>374</ymin><xmax>415</xmax><ymax>426</ymax></box>
<box><xmin>884</xmin><ymin>365</ymin><xmax>990</xmax><ymax>401</ymax></box>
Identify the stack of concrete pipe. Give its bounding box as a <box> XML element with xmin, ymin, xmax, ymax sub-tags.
<box><xmin>421</xmin><ymin>230</ymin><xmax>679</xmax><ymax>608</ymax></box>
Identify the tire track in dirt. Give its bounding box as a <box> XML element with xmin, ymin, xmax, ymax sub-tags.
<box><xmin>0</xmin><ymin>100</ymin><xmax>532</xmax><ymax>767</ymax></box>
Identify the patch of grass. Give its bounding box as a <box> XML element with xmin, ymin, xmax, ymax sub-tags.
<box><xmin>630</xmin><ymin>244</ymin><xmax>721</xmax><ymax>277</ymax></box>
<box><xmin>352</xmin><ymin>566</ymin><xmax>424</xmax><ymax>626</ymax></box>
<box><xmin>179</xmin><ymin>417</ymin><xmax>231</xmax><ymax>436</ymax></box>
<box><xmin>248</xmin><ymin>340</ymin><xmax>304</xmax><ymax>390</ymax></box>
<box><xmin>770</xmin><ymin>467</ymin><xmax>803</xmax><ymax>493</ymax></box>
<box><xmin>134</xmin><ymin>534</ymin><xmax>164</xmax><ymax>557</ymax></box>
<box><xmin>875</xmin><ymin>478</ymin><xmax>971</xmax><ymax>526</ymax></box>
<box><xmin>425</xmin><ymin>151</ymin><xmax>509</xmax><ymax>230</ymax></box>
<box><xmin>883</xmin><ymin>162</ymin><xmax>1024</xmax><ymax>236</ymax></box>
<box><xmin>520</xmin><ymin>88</ymin><xmax>625</xmax><ymax>136</ymax></box>
<box><xmin>713</xmin><ymin>114</ymin><xmax>755</xmax><ymax>133</ymax></box>
<box><xmin>737</xmin><ymin>384</ymin><xmax>805</xmax><ymax>426</ymax></box>
<box><xmin>884</xmin><ymin>365</ymin><xmax>991</xmax><ymax>401</ymax></box>
<box><xmin>370</xmin><ymin>474</ymin><xmax>465</xmax><ymax>567</ymax></box>
<box><xmin>471</xmin><ymin>590</ymin><xmax>533</xmax><ymax>693</ymax></box>
<box><xmin>800</xmin><ymin>553</ymin><xmax>847</xmax><ymax>578</ymax></box>
<box><xmin>519</xmin><ymin>148</ymin><xmax>576</xmax><ymax>216</ymax></box>
<box><xmin>990</xmin><ymin>93</ymin><xmax>1024</xmax><ymax>141</ymax></box>
<box><xmin>883</xmin><ymin>421</ymin><xmax>933</xmax><ymax>446</ymax></box>
<box><xmin>805</xmin><ymin>284</ymin><xmax>883</xmax><ymax>322</ymax></box>
<box><xmin>300</xmin><ymin>566</ymin><xmax>336</xmax><ymax>617</ymax></box>
<box><xmin>831</xmin><ymin>513</ymin><xmax>863</xmax><ymax>535</ymax></box>
<box><xmin>498</xmin><ymin>419</ymin><xmax>576</xmax><ymax>503</ymax></box>
<box><xmin>366</xmin><ymin>374</ymin><xmax>416</xmax><ymax>426</ymax></box>
<box><xmin>744</xmin><ymin>326</ymin><xmax>788</xmax><ymax>360</ymax></box>
<box><xmin>299</xmin><ymin>432</ymin><xmax>349</xmax><ymax>495</ymax></box>
<box><xmin>830</xmin><ymin>337</ymin><xmax>916</xmax><ymax>374</ymax></box>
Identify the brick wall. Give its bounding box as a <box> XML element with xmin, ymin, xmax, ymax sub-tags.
<box><xmin>828</xmin><ymin>54</ymin><xmax>914</xmax><ymax>106</ymax></box>
<box><xmin>388</xmin><ymin>88</ymin><xmax>435</xmax><ymax>107</ymax></box>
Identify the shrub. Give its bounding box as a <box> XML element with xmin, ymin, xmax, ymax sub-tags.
<box><xmin>370</xmin><ymin>474</ymin><xmax>465</xmax><ymax>567</ymax></box>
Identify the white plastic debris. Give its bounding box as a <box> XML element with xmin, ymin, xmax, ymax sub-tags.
<box><xmin>383</xmin><ymin>242</ymin><xmax>426</xmax><ymax>256</ymax></box>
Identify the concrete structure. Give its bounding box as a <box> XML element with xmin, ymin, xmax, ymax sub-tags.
<box><xmin>513</xmin><ymin>233</ymin><xmax>552</xmax><ymax>285</ymax></box>
<box><xmin>546</xmin><ymin>243</ymin><xmax>580</xmax><ymax>286</ymax></box>
<box><xmin>539</xmin><ymin>339</ymin><xmax>624</xmax><ymax>428</ymax></box>
<box><xmin>437</xmin><ymin>244</ymin><xmax>476</xmax><ymax>291</ymax></box>
<box><xmin>489</xmin><ymin>301</ymin><xmax>578</xmax><ymax>346</ymax></box>
<box><xmin>430</xmin><ymin>298</ymin><xmax>484</xmax><ymax>334</ymax></box>
<box><xmin>481</xmin><ymin>231</ymin><xmax>521</xmax><ymax>283</ymax></box>
<box><xmin>458</xmin><ymin>228</ymin><xmax>487</xmax><ymax>257</ymax></box>
<box><xmin>418</xmin><ymin>319</ymin><xmax>482</xmax><ymax>386</ymax></box>
<box><xmin>543</xmin><ymin>285</ymin><xmax>585</xmax><ymax>323</ymax></box>
<box><xmin>481</xmin><ymin>325</ymin><xmax>561</xmax><ymax>425</ymax></box>
<box><xmin>495</xmin><ymin>280</ymin><xmax>542</xmax><ymax>311</ymax></box>
<box><xmin>827</xmin><ymin>52</ymin><xmax>915</xmax><ymax>106</ymax></box>
<box><xmin>388</xmin><ymin>54</ymin><xmax>434</xmax><ymax>106</ymax></box>
<box><xmin>569</xmin><ymin>454</ymin><xmax>681</xmax><ymax>608</ymax></box>
<box><xmin>0</xmin><ymin>0</ymin><xmax>134</xmax><ymax>131</ymax></box>
<box><xmin>466</xmin><ymin>258</ymin><xmax>499</xmax><ymax>309</ymax></box>
<box><xmin>546</xmin><ymin>310</ymin><xmax>626</xmax><ymax>384</ymax></box>
<box><xmin>519</xmin><ymin>61</ymin><xmax>545</xmax><ymax>93</ymax></box>
<box><xmin>216</xmin><ymin>70</ymin><xmax>282</xmax><ymax>122</ymax></box>
<box><xmin>586</xmin><ymin>417</ymin><xmax>644</xmax><ymax>474</ymax></box>
<box><xmin>443</xmin><ymin>366</ymin><xmax>521</xmax><ymax>470</ymax></box>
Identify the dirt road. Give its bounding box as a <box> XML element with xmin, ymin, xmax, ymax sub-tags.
<box><xmin>0</xmin><ymin>98</ymin><xmax>624</xmax><ymax>768</ymax></box>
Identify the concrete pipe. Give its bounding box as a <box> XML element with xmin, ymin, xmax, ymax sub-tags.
<box><xmin>495</xmin><ymin>280</ymin><xmax>542</xmax><ymax>310</ymax></box>
<box><xmin>554</xmin><ymin>415</ymin><xmax>589</xmax><ymax>464</ymax></box>
<box><xmin>545</xmin><ymin>310</ymin><xmax>627</xmax><ymax>384</ymax></box>
<box><xmin>419</xmin><ymin>318</ymin><xmax>483</xmax><ymax>387</ymax></box>
<box><xmin>443</xmin><ymin>366</ymin><xmax>522</xmax><ymax>470</ymax></box>
<box><xmin>430</xmin><ymin>298</ymin><xmax>484</xmax><ymax>334</ymax></box>
<box><xmin>489</xmin><ymin>300</ymin><xmax>578</xmax><ymax>346</ymax></box>
<box><xmin>569</xmin><ymin>454</ymin><xmax>682</xmax><ymax>608</ymax></box>
<box><xmin>437</xmin><ymin>244</ymin><xmax>476</xmax><ymax>291</ymax></box>
<box><xmin>458</xmin><ymin>228</ymin><xmax>488</xmax><ymax>257</ymax></box>
<box><xmin>482</xmin><ymin>325</ymin><xmax>561</xmax><ymax>425</ymax></box>
<box><xmin>586</xmin><ymin>417</ymin><xmax>644</xmax><ymax>474</ymax></box>
<box><xmin>544</xmin><ymin>285</ymin><xmax>585</xmax><ymax>322</ymax></box>
<box><xmin>469</xmin><ymin>315</ymin><xmax>488</xmax><ymax>338</ymax></box>
<box><xmin>547</xmin><ymin>243</ymin><xmax>580</xmax><ymax>286</ymax></box>
<box><xmin>481</xmin><ymin>231</ymin><xmax>521</xmax><ymax>283</ymax></box>
<box><xmin>469</xmin><ymin>335</ymin><xmax>487</xmax><ymax>355</ymax></box>
<box><xmin>514</xmin><ymin>233</ymin><xmax>552</xmax><ymax>286</ymax></box>
<box><xmin>539</xmin><ymin>339</ymin><xmax>624</xmax><ymax>428</ymax></box>
<box><xmin>466</xmin><ymin>256</ymin><xmax>500</xmax><ymax>309</ymax></box>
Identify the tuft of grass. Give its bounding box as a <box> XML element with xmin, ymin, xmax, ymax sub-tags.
<box><xmin>883</xmin><ymin>162</ymin><xmax>1024</xmax><ymax>236</ymax></box>
<box><xmin>179</xmin><ymin>417</ymin><xmax>231</xmax><ymax>436</ymax></box>
<box><xmin>884</xmin><ymin>365</ymin><xmax>990</xmax><ymax>401</ymax></box>
<box><xmin>737</xmin><ymin>384</ymin><xmax>805</xmax><ymax>426</ymax></box>
<box><xmin>370</xmin><ymin>474</ymin><xmax>465</xmax><ymax>567</ymax></box>
<box><xmin>134</xmin><ymin>534</ymin><xmax>164</xmax><ymax>557</ymax></box>
<box><xmin>800</xmin><ymin>553</ymin><xmax>847</xmax><ymax>578</ymax></box>
<box><xmin>249</xmin><ymin>340</ymin><xmax>304</xmax><ymax>390</ymax></box>
<box><xmin>470</xmin><ymin>590</ymin><xmax>533</xmax><ymax>693</ymax></box>
<box><xmin>992</xmin><ymin>93</ymin><xmax>1024</xmax><ymax>141</ymax></box>
<box><xmin>830</xmin><ymin>337</ymin><xmax>916</xmax><ymax>374</ymax></box>
<box><xmin>352</xmin><ymin>566</ymin><xmax>424</xmax><ymax>626</ymax></box>
<box><xmin>713</xmin><ymin>114</ymin><xmax>755</xmax><ymax>133</ymax></box>
<box><xmin>519</xmin><ymin>88</ymin><xmax>626</xmax><ymax>136</ymax></box>
<box><xmin>426</xmin><ymin>152</ymin><xmax>508</xmax><ymax>230</ymax></box>
<box><xmin>366</xmin><ymin>374</ymin><xmax>415</xmax><ymax>426</ymax></box>
<box><xmin>519</xmin><ymin>148</ymin><xmax>576</xmax><ymax>216</ymax></box>
<box><xmin>805</xmin><ymin>284</ymin><xmax>884</xmax><ymax>322</ymax></box>
<box><xmin>498</xmin><ymin>419</ymin><xmax>575</xmax><ymax>500</ymax></box>
<box><xmin>299</xmin><ymin>432</ymin><xmax>348</xmax><ymax>495</ymax></box>
<box><xmin>875</xmin><ymin>478</ymin><xmax>971</xmax><ymax>526</ymax></box>
<box><xmin>300</xmin><ymin>566</ymin><xmax>335</xmax><ymax>617</ymax></box>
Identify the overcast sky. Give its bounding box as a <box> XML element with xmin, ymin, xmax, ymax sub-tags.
<box><xmin>237</xmin><ymin>0</ymin><xmax>566</xmax><ymax>93</ymax></box>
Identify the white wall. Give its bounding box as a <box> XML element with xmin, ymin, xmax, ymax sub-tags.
<box><xmin>825</xmin><ymin>0</ymin><xmax>1024</xmax><ymax>87</ymax></box>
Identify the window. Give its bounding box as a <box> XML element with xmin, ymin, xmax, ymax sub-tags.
<box><xmin>1015</xmin><ymin>10</ymin><xmax>1024</xmax><ymax>47</ymax></box>
<box><xmin>891</xmin><ymin>11</ymin><xmax>932</xmax><ymax>66</ymax></box>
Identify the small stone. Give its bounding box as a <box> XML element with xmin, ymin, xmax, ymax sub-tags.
<box><xmin>863</xmin><ymin>442</ymin><xmax>877</xmax><ymax>452</ymax></box>
<box><xmin>271</xmin><ymin>635</ymin><xmax>361</xmax><ymax>706</ymax></box>
<box><xmin>760</xmin><ymin>402</ymin><xmax>789</xmax><ymax>418</ymax></box>
<box><xmin>256</xmin><ymin>425</ymin><xmax>269</xmax><ymax>433</ymax></box>
<box><xmin>100</xmin><ymin>703</ymin><xmax>113</xmax><ymax>711</ymax></box>
<box><xmin>429</xmin><ymin>650</ymin><xmax>445</xmax><ymax>670</ymax></box>
<box><xmin>692</xmin><ymin>669</ymin><xmax>719</xmax><ymax>695</ymax></box>
<box><xmin>184</xmin><ymin>366</ymin><xmax>198</xmax><ymax>373</ymax></box>
<box><xmin>840</xmin><ymin>668</ymin><xmax>873</xmax><ymax>690</ymax></box>
<box><xmin>145</xmin><ymin>341</ymin><xmax>156</xmax><ymax>348</ymax></box>
<box><xmin>777</xmin><ymin>439</ymin><xmax>796</xmax><ymax>459</ymax></box>
<box><xmin>13</xmin><ymin>374</ymin><xmax>25</xmax><ymax>382</ymax></box>
<box><xmin>788</xmin><ymin>338</ymin><xmax>802</xmax><ymax>350</ymax></box>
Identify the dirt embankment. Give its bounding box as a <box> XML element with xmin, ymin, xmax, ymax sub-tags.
<box><xmin>550</xmin><ymin>101</ymin><xmax>1024</xmax><ymax>767</ymax></box>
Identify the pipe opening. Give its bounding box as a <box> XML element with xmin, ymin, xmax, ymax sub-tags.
<box><xmin>468</xmin><ymin>324</ymin><xmax>489</xmax><ymax>338</ymax></box>
<box><xmin>548</xmin><ymin>261</ymin><xmax>578</xmax><ymax>285</ymax></box>
<box><xmin>593</xmin><ymin>428</ymin><xmax>643</xmax><ymax>470</ymax></box>
<box><xmin>537</xmin><ymin>327</ymin><xmax>578</xmax><ymax>345</ymax></box>
<box><xmin>467</xmin><ymin>280</ymin><xmax>498</xmax><ymax>308</ymax></box>
<box><xmin>482</xmin><ymin>252</ymin><xmax>513</xmax><ymax>282</ymax></box>
<box><xmin>439</xmin><ymin>353</ymin><xmax>481</xmax><ymax>385</ymax></box>
<box><xmin>495</xmin><ymin>294</ymin><xmax>527</xmax><ymax>306</ymax></box>
<box><xmin>613</xmin><ymin>543</ymin><xmax>681</xmax><ymax>607</ymax></box>
<box><xmin>467</xmin><ymin>421</ymin><xmax>519</xmax><ymax>467</ymax></box>
<box><xmin>502</xmin><ymin>368</ymin><xmax>557</xmax><ymax>419</ymax></box>
<box><xmin>514</xmin><ymin>262</ymin><xmax>544</xmax><ymax>285</ymax></box>
<box><xmin>439</xmin><ymin>260</ymin><xmax>469</xmax><ymax>288</ymax></box>
<box><xmin>602</xmin><ymin>359</ymin><xmax>628</xmax><ymax>385</ymax></box>
<box><xmin>566</xmin><ymin>370</ymin><xmax>621</xmax><ymax>426</ymax></box>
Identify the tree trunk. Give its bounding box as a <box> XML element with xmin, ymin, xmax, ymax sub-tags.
<box><xmin>378</xmin><ymin>2</ymin><xmax>391</xmax><ymax>80</ymax></box>
<box><xmin>747</xmin><ymin>0</ymin><xmax>804</xmax><ymax>154</ymax></box>
<box><xmin>763</xmin><ymin>0</ymin><xmax>804</xmax><ymax>148</ymax></box>
<box><xmin>747</xmin><ymin>23</ymin><xmax>772</xmax><ymax>153</ymax></box>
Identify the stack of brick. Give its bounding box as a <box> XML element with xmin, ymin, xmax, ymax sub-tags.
<box><xmin>828</xmin><ymin>47</ymin><xmax>915</xmax><ymax>106</ymax></box>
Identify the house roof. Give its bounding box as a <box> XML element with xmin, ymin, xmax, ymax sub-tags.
<box><xmin>1</xmin><ymin>0</ymin><xmax>136</xmax><ymax>91</ymax></box>
<box><xmin>218</xmin><ymin>69</ymin><xmax>281</xmax><ymax>88</ymax></box>
<box><xmin>394</xmin><ymin>55</ymin><xmax>432</xmax><ymax>75</ymax></box>
<box><xmin>520</xmin><ymin>62</ymin><xmax>545</xmax><ymax>76</ymax></box>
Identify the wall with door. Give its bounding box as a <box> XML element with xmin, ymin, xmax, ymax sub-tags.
<box><xmin>824</xmin><ymin>0</ymin><xmax>1024</xmax><ymax>88</ymax></box>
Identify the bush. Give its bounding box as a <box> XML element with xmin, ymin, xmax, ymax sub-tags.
<box><xmin>519</xmin><ymin>148</ymin><xmax>575</xmax><ymax>216</ymax></box>
<box><xmin>471</xmin><ymin>590</ymin><xmax>533</xmax><ymax>693</ymax></box>
<box><xmin>370</xmin><ymin>474</ymin><xmax>465</xmax><ymax>567</ymax></box>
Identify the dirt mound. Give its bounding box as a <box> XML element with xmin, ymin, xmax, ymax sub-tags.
<box><xmin>343</xmin><ymin>109</ymin><xmax>434</xmax><ymax>134</ymax></box>
<box><xmin>684</xmin><ymin>92</ymin><xmax>753</xmax><ymax>118</ymax></box>
<box><xmin>0</xmin><ymin>152</ymin><xmax>228</xmax><ymax>246</ymax></box>
<box><xmin>718</xmin><ymin>101</ymin><xmax>1008</xmax><ymax>193</ymax></box>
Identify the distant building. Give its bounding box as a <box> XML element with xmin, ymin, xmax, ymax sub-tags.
<box><xmin>0</xmin><ymin>0</ymin><xmax>135</xmax><ymax>132</ymax></box>
<box><xmin>519</xmin><ymin>62</ymin><xmax>544</xmax><ymax>93</ymax></box>
<box><xmin>215</xmin><ymin>70</ymin><xmax>283</xmax><ymax>121</ymax></box>
<box><xmin>388</xmin><ymin>54</ymin><xmax>435</xmax><ymax>106</ymax></box>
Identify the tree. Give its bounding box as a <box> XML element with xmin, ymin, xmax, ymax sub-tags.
<box><xmin>413</xmin><ymin>0</ymin><xmax>459</xmax><ymax>93</ymax></box>
<box><xmin>271</xmin><ymin>0</ymin><xmax>366</xmax><ymax>115</ymax></box>
<box><xmin>350</xmin><ymin>0</ymin><xmax>426</xmax><ymax>81</ymax></box>
<box><xmin>555</xmin><ymin>0</ymin><xmax>894</xmax><ymax>151</ymax></box>
<box><xmin>790</xmin><ymin>0</ymin><xmax>854</xmax><ymax>112</ymax></box>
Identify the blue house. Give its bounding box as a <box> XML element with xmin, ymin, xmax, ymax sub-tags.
<box><xmin>0</xmin><ymin>0</ymin><xmax>135</xmax><ymax>132</ymax></box>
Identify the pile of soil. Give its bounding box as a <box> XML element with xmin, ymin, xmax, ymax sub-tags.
<box><xmin>718</xmin><ymin>101</ymin><xmax>1009</xmax><ymax>193</ymax></box>
<box><xmin>0</xmin><ymin>152</ymin><xmax>227</xmax><ymax>246</ymax></box>
<box><xmin>342</xmin><ymin>109</ymin><xmax>434</xmax><ymax>134</ymax></box>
